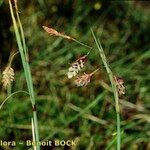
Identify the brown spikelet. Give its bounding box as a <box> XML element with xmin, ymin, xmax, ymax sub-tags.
<box><xmin>2</xmin><ymin>66</ymin><xmax>15</xmax><ymax>88</ymax></box>
<box><xmin>113</xmin><ymin>75</ymin><xmax>125</xmax><ymax>96</ymax></box>
<box><xmin>67</xmin><ymin>52</ymin><xmax>90</xmax><ymax>79</ymax></box>
<box><xmin>74</xmin><ymin>69</ymin><xmax>99</xmax><ymax>87</ymax></box>
<box><xmin>42</xmin><ymin>26</ymin><xmax>75</xmax><ymax>40</ymax></box>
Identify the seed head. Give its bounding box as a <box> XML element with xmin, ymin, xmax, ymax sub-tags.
<box><xmin>42</xmin><ymin>26</ymin><xmax>74</xmax><ymax>40</ymax></box>
<box><xmin>74</xmin><ymin>69</ymin><xmax>99</xmax><ymax>87</ymax></box>
<box><xmin>113</xmin><ymin>75</ymin><xmax>125</xmax><ymax>96</ymax></box>
<box><xmin>67</xmin><ymin>52</ymin><xmax>90</xmax><ymax>79</ymax></box>
<box><xmin>2</xmin><ymin>66</ymin><xmax>15</xmax><ymax>88</ymax></box>
<box><xmin>75</xmin><ymin>73</ymin><xmax>91</xmax><ymax>87</ymax></box>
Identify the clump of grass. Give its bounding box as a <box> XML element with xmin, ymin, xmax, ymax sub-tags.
<box><xmin>91</xmin><ymin>29</ymin><xmax>122</xmax><ymax>150</ymax></box>
<box><xmin>8</xmin><ymin>0</ymin><xmax>40</xmax><ymax>149</ymax></box>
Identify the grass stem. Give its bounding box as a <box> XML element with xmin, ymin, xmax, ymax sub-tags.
<box><xmin>9</xmin><ymin>1</ymin><xmax>40</xmax><ymax>149</ymax></box>
<box><xmin>73</xmin><ymin>39</ymin><xmax>92</xmax><ymax>49</ymax></box>
<box><xmin>0</xmin><ymin>90</ymin><xmax>29</xmax><ymax>110</ymax></box>
<box><xmin>91</xmin><ymin>29</ymin><xmax>121</xmax><ymax>150</ymax></box>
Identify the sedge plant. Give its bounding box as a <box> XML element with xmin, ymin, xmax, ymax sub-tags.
<box><xmin>43</xmin><ymin>24</ymin><xmax>122</xmax><ymax>149</ymax></box>
<box><xmin>8</xmin><ymin>0</ymin><xmax>40</xmax><ymax>149</ymax></box>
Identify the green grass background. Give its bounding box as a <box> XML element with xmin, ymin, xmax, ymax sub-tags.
<box><xmin>0</xmin><ymin>0</ymin><xmax>150</xmax><ymax>150</ymax></box>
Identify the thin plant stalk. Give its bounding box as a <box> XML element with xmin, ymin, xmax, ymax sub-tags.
<box><xmin>106</xmin><ymin>131</ymin><xmax>123</xmax><ymax>150</ymax></box>
<box><xmin>0</xmin><ymin>90</ymin><xmax>29</xmax><ymax>110</ymax></box>
<box><xmin>91</xmin><ymin>29</ymin><xmax>121</xmax><ymax>150</ymax></box>
<box><xmin>73</xmin><ymin>39</ymin><xmax>92</xmax><ymax>49</ymax></box>
<box><xmin>14</xmin><ymin>1</ymin><xmax>28</xmax><ymax>60</ymax></box>
<box><xmin>9</xmin><ymin>1</ymin><xmax>40</xmax><ymax>149</ymax></box>
<box><xmin>8</xmin><ymin>52</ymin><xmax>19</xmax><ymax>66</ymax></box>
<box><xmin>7</xmin><ymin>52</ymin><xmax>19</xmax><ymax>96</ymax></box>
<box><xmin>7</xmin><ymin>84</ymin><xmax>11</xmax><ymax>96</ymax></box>
<box><xmin>32</xmin><ymin>118</ymin><xmax>37</xmax><ymax>150</ymax></box>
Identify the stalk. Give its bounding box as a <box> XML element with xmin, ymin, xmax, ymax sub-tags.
<box><xmin>14</xmin><ymin>1</ymin><xmax>28</xmax><ymax>59</ymax></box>
<box><xmin>91</xmin><ymin>29</ymin><xmax>121</xmax><ymax>150</ymax></box>
<box><xmin>73</xmin><ymin>39</ymin><xmax>92</xmax><ymax>49</ymax></box>
<box><xmin>7</xmin><ymin>52</ymin><xmax>19</xmax><ymax>96</ymax></box>
<box><xmin>9</xmin><ymin>1</ymin><xmax>40</xmax><ymax>149</ymax></box>
<box><xmin>0</xmin><ymin>90</ymin><xmax>29</xmax><ymax>110</ymax></box>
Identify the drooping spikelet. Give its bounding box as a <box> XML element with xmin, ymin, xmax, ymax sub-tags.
<box><xmin>67</xmin><ymin>52</ymin><xmax>90</xmax><ymax>79</ymax></box>
<box><xmin>2</xmin><ymin>66</ymin><xmax>15</xmax><ymax>88</ymax></box>
<box><xmin>74</xmin><ymin>69</ymin><xmax>99</xmax><ymax>87</ymax></box>
<box><xmin>74</xmin><ymin>73</ymin><xmax>91</xmax><ymax>87</ymax></box>
<box><xmin>113</xmin><ymin>75</ymin><xmax>125</xmax><ymax>96</ymax></box>
<box><xmin>42</xmin><ymin>26</ymin><xmax>75</xmax><ymax>40</ymax></box>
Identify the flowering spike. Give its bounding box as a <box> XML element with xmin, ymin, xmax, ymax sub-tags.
<box><xmin>42</xmin><ymin>26</ymin><xmax>75</xmax><ymax>40</ymax></box>
<box><xmin>75</xmin><ymin>73</ymin><xmax>91</xmax><ymax>87</ymax></box>
<box><xmin>74</xmin><ymin>69</ymin><xmax>99</xmax><ymax>87</ymax></box>
<box><xmin>113</xmin><ymin>76</ymin><xmax>125</xmax><ymax>96</ymax></box>
<box><xmin>67</xmin><ymin>54</ymin><xmax>89</xmax><ymax>79</ymax></box>
<box><xmin>2</xmin><ymin>66</ymin><xmax>15</xmax><ymax>88</ymax></box>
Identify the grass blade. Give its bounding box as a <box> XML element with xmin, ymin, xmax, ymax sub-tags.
<box><xmin>9</xmin><ymin>1</ymin><xmax>40</xmax><ymax>149</ymax></box>
<box><xmin>91</xmin><ymin>29</ymin><xmax>121</xmax><ymax>150</ymax></box>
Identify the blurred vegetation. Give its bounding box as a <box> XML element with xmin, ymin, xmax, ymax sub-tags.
<box><xmin>0</xmin><ymin>0</ymin><xmax>150</xmax><ymax>150</ymax></box>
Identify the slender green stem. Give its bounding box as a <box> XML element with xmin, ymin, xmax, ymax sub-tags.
<box><xmin>14</xmin><ymin>1</ymin><xmax>28</xmax><ymax>59</ymax></box>
<box><xmin>106</xmin><ymin>130</ymin><xmax>123</xmax><ymax>150</ymax></box>
<box><xmin>7</xmin><ymin>84</ymin><xmax>11</xmax><ymax>96</ymax></box>
<box><xmin>73</xmin><ymin>39</ymin><xmax>92</xmax><ymax>49</ymax></box>
<box><xmin>31</xmin><ymin>118</ymin><xmax>37</xmax><ymax>150</ymax></box>
<box><xmin>8</xmin><ymin>51</ymin><xmax>19</xmax><ymax>66</ymax></box>
<box><xmin>9</xmin><ymin>1</ymin><xmax>40</xmax><ymax>149</ymax></box>
<box><xmin>98</xmin><ymin>40</ymin><xmax>119</xmax><ymax>113</ymax></box>
<box><xmin>91</xmin><ymin>29</ymin><xmax>121</xmax><ymax>150</ymax></box>
<box><xmin>9</xmin><ymin>0</ymin><xmax>30</xmax><ymax>98</ymax></box>
<box><xmin>7</xmin><ymin>51</ymin><xmax>19</xmax><ymax>97</ymax></box>
<box><xmin>117</xmin><ymin>113</ymin><xmax>121</xmax><ymax>150</ymax></box>
<box><xmin>0</xmin><ymin>90</ymin><xmax>29</xmax><ymax>110</ymax></box>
